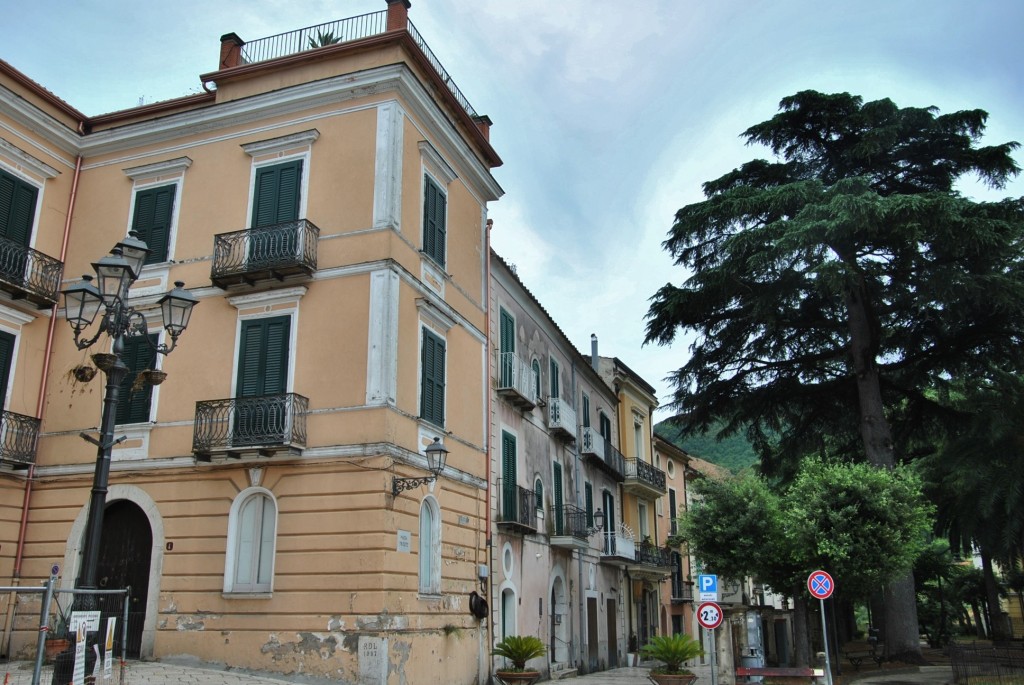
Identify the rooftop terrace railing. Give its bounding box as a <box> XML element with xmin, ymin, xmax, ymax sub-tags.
<box><xmin>238</xmin><ymin>12</ymin><xmax>478</xmax><ymax>118</ymax></box>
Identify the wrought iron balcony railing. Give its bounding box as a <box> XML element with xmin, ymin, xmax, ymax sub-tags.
<box><xmin>496</xmin><ymin>351</ymin><xmax>537</xmax><ymax>409</ymax></box>
<box><xmin>582</xmin><ymin>428</ymin><xmax>626</xmax><ymax>482</ymax></box>
<box><xmin>0</xmin><ymin>236</ymin><xmax>63</xmax><ymax>308</ymax></box>
<box><xmin>497</xmin><ymin>480</ymin><xmax>537</xmax><ymax>533</ymax></box>
<box><xmin>0</xmin><ymin>410</ymin><xmax>40</xmax><ymax>468</ymax></box>
<box><xmin>546</xmin><ymin>397</ymin><xmax>577</xmax><ymax>442</ymax></box>
<box><xmin>636</xmin><ymin>540</ymin><xmax>674</xmax><ymax>569</ymax></box>
<box><xmin>238</xmin><ymin>13</ymin><xmax>478</xmax><ymax>120</ymax></box>
<box><xmin>600</xmin><ymin>527</ymin><xmax>636</xmax><ymax>561</ymax></box>
<box><xmin>624</xmin><ymin>457</ymin><xmax>667</xmax><ymax>494</ymax></box>
<box><xmin>193</xmin><ymin>393</ymin><xmax>308</xmax><ymax>460</ymax></box>
<box><xmin>211</xmin><ymin>219</ymin><xmax>319</xmax><ymax>288</ymax></box>
<box><xmin>551</xmin><ymin>503</ymin><xmax>589</xmax><ymax>540</ymax></box>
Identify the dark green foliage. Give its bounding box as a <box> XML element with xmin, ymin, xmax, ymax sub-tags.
<box><xmin>655</xmin><ymin>419</ymin><xmax>758</xmax><ymax>473</ymax></box>
<box><xmin>679</xmin><ymin>459</ymin><xmax>931</xmax><ymax>600</ymax></box>
<box><xmin>645</xmin><ymin>90</ymin><xmax>1024</xmax><ymax>477</ymax></box>
<box><xmin>640</xmin><ymin>634</ymin><xmax>704</xmax><ymax>674</ymax></box>
<box><xmin>492</xmin><ymin>635</ymin><xmax>547</xmax><ymax>671</ymax></box>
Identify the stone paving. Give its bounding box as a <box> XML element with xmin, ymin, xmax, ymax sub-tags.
<box><xmin>0</xmin><ymin>660</ymin><xmax>953</xmax><ymax>685</ymax></box>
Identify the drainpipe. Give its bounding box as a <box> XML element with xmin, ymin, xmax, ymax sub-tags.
<box><xmin>483</xmin><ymin>217</ymin><xmax>493</xmax><ymax>685</ymax></box>
<box><xmin>3</xmin><ymin>152</ymin><xmax>84</xmax><ymax>655</ymax></box>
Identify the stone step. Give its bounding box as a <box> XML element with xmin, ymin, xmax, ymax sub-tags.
<box><xmin>552</xmin><ymin>668</ymin><xmax>578</xmax><ymax>680</ymax></box>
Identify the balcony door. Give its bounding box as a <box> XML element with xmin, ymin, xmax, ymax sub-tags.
<box><xmin>499</xmin><ymin>308</ymin><xmax>514</xmax><ymax>387</ymax></box>
<box><xmin>552</xmin><ymin>462</ymin><xmax>563</xmax><ymax>536</ymax></box>
<box><xmin>0</xmin><ymin>168</ymin><xmax>36</xmax><ymax>283</ymax></box>
<box><xmin>249</xmin><ymin>160</ymin><xmax>301</xmax><ymax>265</ymax></box>
<box><xmin>234</xmin><ymin>316</ymin><xmax>290</xmax><ymax>446</ymax></box>
<box><xmin>501</xmin><ymin>431</ymin><xmax>517</xmax><ymax>521</ymax></box>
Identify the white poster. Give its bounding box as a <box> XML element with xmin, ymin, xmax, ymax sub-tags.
<box><xmin>104</xmin><ymin>617</ymin><xmax>116</xmax><ymax>679</ymax></box>
<box><xmin>72</xmin><ymin>621</ymin><xmax>87</xmax><ymax>685</ymax></box>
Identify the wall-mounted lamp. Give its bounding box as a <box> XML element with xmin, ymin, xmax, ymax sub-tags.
<box><xmin>588</xmin><ymin>508</ymin><xmax>606</xmax><ymax>535</ymax></box>
<box><xmin>392</xmin><ymin>437</ymin><xmax>449</xmax><ymax>496</ymax></box>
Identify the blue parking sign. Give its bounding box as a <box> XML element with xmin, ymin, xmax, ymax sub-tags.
<box><xmin>698</xmin><ymin>574</ymin><xmax>717</xmax><ymax>600</ymax></box>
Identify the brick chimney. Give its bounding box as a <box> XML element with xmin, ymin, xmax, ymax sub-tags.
<box><xmin>472</xmin><ymin>115</ymin><xmax>493</xmax><ymax>142</ymax></box>
<box><xmin>219</xmin><ymin>33</ymin><xmax>245</xmax><ymax>70</ymax></box>
<box><xmin>386</xmin><ymin>0</ymin><xmax>411</xmax><ymax>31</ymax></box>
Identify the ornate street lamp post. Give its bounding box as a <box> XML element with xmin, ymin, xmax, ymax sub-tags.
<box><xmin>61</xmin><ymin>233</ymin><xmax>197</xmax><ymax>603</ymax></box>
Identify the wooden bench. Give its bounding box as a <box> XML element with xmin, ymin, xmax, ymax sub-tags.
<box><xmin>736</xmin><ymin>666</ymin><xmax>825</xmax><ymax>683</ymax></box>
<box><xmin>844</xmin><ymin>644</ymin><xmax>885</xmax><ymax>670</ymax></box>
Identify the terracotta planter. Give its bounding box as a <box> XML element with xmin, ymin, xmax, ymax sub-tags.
<box><xmin>494</xmin><ymin>671</ymin><xmax>541</xmax><ymax>685</ymax></box>
<box><xmin>649</xmin><ymin>672</ymin><xmax>697</xmax><ymax>685</ymax></box>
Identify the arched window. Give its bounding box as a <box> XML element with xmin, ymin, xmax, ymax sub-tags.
<box><xmin>224</xmin><ymin>488</ymin><xmax>277</xmax><ymax>594</ymax></box>
<box><xmin>534</xmin><ymin>477</ymin><xmax>544</xmax><ymax>512</ymax></box>
<box><xmin>531</xmin><ymin>359</ymin><xmax>541</xmax><ymax>400</ymax></box>
<box><xmin>419</xmin><ymin>497</ymin><xmax>441</xmax><ymax>594</ymax></box>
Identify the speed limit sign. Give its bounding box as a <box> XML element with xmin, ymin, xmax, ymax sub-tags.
<box><xmin>697</xmin><ymin>601</ymin><xmax>723</xmax><ymax>629</ymax></box>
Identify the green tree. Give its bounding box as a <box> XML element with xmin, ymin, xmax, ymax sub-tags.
<box><xmin>646</xmin><ymin>90</ymin><xmax>1024</xmax><ymax>658</ymax></box>
<box><xmin>679</xmin><ymin>460</ymin><xmax>930</xmax><ymax>664</ymax></box>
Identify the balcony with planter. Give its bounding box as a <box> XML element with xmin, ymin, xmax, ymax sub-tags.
<box><xmin>545</xmin><ymin>397</ymin><xmax>576</xmax><ymax>442</ymax></box>
<box><xmin>0</xmin><ymin>236</ymin><xmax>63</xmax><ymax>308</ymax></box>
<box><xmin>193</xmin><ymin>393</ymin><xmax>308</xmax><ymax>460</ymax></box>
<box><xmin>496</xmin><ymin>351</ymin><xmax>536</xmax><ymax>410</ymax></box>
<box><xmin>496</xmin><ymin>480</ymin><xmax>537</xmax><ymax>535</ymax></box>
<box><xmin>210</xmin><ymin>219</ymin><xmax>319</xmax><ymax>289</ymax></box>
<box><xmin>549</xmin><ymin>504</ymin><xmax>589</xmax><ymax>550</ymax></box>
<box><xmin>623</xmin><ymin>457</ymin><xmax>667</xmax><ymax>498</ymax></box>
<box><xmin>580</xmin><ymin>428</ymin><xmax>625</xmax><ymax>481</ymax></box>
<box><xmin>0</xmin><ymin>410</ymin><xmax>40</xmax><ymax>468</ymax></box>
<box><xmin>627</xmin><ymin>539</ymin><xmax>674</xmax><ymax>580</ymax></box>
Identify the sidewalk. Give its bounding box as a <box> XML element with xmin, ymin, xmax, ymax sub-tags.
<box><xmin>1</xmin><ymin>660</ymin><xmax>953</xmax><ymax>685</ymax></box>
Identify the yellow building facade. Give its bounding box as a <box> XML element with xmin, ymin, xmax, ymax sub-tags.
<box><xmin>0</xmin><ymin>2</ymin><xmax>502</xmax><ymax>681</ymax></box>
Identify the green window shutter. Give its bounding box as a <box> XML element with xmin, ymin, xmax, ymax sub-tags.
<box><xmin>116</xmin><ymin>334</ymin><xmax>157</xmax><ymax>424</ymax></box>
<box><xmin>585</xmin><ymin>483</ymin><xmax>594</xmax><ymax>528</ymax></box>
<box><xmin>131</xmin><ymin>185</ymin><xmax>175</xmax><ymax>264</ymax></box>
<box><xmin>422</xmin><ymin>176</ymin><xmax>446</xmax><ymax>266</ymax></box>
<box><xmin>549</xmin><ymin>359</ymin><xmax>559</xmax><ymax>398</ymax></box>
<box><xmin>252</xmin><ymin>160</ymin><xmax>302</xmax><ymax>227</ymax></box>
<box><xmin>0</xmin><ymin>169</ymin><xmax>37</xmax><ymax>246</ymax></box>
<box><xmin>499</xmin><ymin>309</ymin><xmax>514</xmax><ymax>387</ymax></box>
<box><xmin>669</xmin><ymin>488</ymin><xmax>678</xmax><ymax>535</ymax></box>
<box><xmin>599</xmin><ymin>412</ymin><xmax>611</xmax><ymax>441</ymax></box>
<box><xmin>501</xmin><ymin>431</ymin><xmax>517</xmax><ymax>521</ymax></box>
<box><xmin>0</xmin><ymin>330</ymin><xmax>14</xmax><ymax>403</ymax></box>
<box><xmin>532</xmin><ymin>360</ymin><xmax>541</xmax><ymax>398</ymax></box>
<box><xmin>534</xmin><ymin>479</ymin><xmax>543</xmax><ymax>511</ymax></box>
<box><xmin>237</xmin><ymin>316</ymin><xmax>291</xmax><ymax>397</ymax></box>
<box><xmin>582</xmin><ymin>393</ymin><xmax>590</xmax><ymax>428</ymax></box>
<box><xmin>420</xmin><ymin>329</ymin><xmax>446</xmax><ymax>426</ymax></box>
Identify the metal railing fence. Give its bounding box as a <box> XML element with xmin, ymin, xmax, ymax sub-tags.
<box><xmin>950</xmin><ymin>642</ymin><xmax>1024</xmax><ymax>684</ymax></box>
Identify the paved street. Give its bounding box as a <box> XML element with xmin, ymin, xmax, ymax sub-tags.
<box><xmin>0</xmin><ymin>660</ymin><xmax>953</xmax><ymax>685</ymax></box>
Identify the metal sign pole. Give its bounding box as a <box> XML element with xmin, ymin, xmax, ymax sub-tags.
<box><xmin>709</xmin><ymin>626</ymin><xmax>718</xmax><ymax>685</ymax></box>
<box><xmin>819</xmin><ymin>598</ymin><xmax>834</xmax><ymax>685</ymax></box>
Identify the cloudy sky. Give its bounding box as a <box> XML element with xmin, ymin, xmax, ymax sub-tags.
<box><xmin>5</xmin><ymin>0</ymin><xmax>1022</xmax><ymax>417</ymax></box>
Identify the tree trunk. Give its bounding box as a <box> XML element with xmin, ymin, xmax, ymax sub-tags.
<box><xmin>982</xmin><ymin>551</ymin><xmax>1010</xmax><ymax>641</ymax></box>
<box><xmin>843</xmin><ymin>280</ymin><xmax>922</xmax><ymax>661</ymax></box>
<box><xmin>793</xmin><ymin>592</ymin><xmax>811</xmax><ymax>667</ymax></box>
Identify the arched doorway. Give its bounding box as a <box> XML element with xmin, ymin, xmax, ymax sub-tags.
<box><xmin>96</xmin><ymin>500</ymin><xmax>152</xmax><ymax>657</ymax></box>
<box><xmin>550</xmin><ymin>576</ymin><xmax>569</xmax><ymax>665</ymax></box>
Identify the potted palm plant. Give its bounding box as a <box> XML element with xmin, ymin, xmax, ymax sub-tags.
<box><xmin>641</xmin><ymin>633</ymin><xmax>704</xmax><ymax>685</ymax></box>
<box><xmin>492</xmin><ymin>635</ymin><xmax>546</xmax><ymax>685</ymax></box>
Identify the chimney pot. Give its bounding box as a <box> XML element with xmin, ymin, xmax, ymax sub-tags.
<box><xmin>219</xmin><ymin>32</ymin><xmax>245</xmax><ymax>70</ymax></box>
<box><xmin>386</xmin><ymin>0</ymin><xmax>412</xmax><ymax>31</ymax></box>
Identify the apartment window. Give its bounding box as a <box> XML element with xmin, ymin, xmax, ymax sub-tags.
<box><xmin>638</xmin><ymin>501</ymin><xmax>649</xmax><ymax>540</ymax></box>
<box><xmin>420</xmin><ymin>328</ymin><xmax>446</xmax><ymax>427</ymax></box>
<box><xmin>585</xmin><ymin>482</ymin><xmax>594</xmax><ymax>528</ymax></box>
<box><xmin>0</xmin><ymin>168</ymin><xmax>37</xmax><ymax>248</ymax></box>
<box><xmin>599</xmin><ymin>412</ymin><xmax>612</xmax><ymax>441</ymax></box>
<box><xmin>501</xmin><ymin>431</ymin><xmax>518</xmax><ymax>521</ymax></box>
<box><xmin>419</xmin><ymin>497</ymin><xmax>441</xmax><ymax>594</ymax></box>
<box><xmin>532</xmin><ymin>359</ymin><xmax>541</xmax><ymax>400</ymax></box>
<box><xmin>225</xmin><ymin>489</ymin><xmax>277</xmax><ymax>593</ymax></box>
<box><xmin>671</xmin><ymin>552</ymin><xmax>685</xmax><ymax>600</ymax></box>
<box><xmin>534</xmin><ymin>478</ymin><xmax>544</xmax><ymax>512</ymax></box>
<box><xmin>422</xmin><ymin>175</ymin><xmax>447</xmax><ymax>266</ymax></box>
<box><xmin>235</xmin><ymin>316</ymin><xmax>291</xmax><ymax>446</ymax></box>
<box><xmin>116</xmin><ymin>333</ymin><xmax>158</xmax><ymax>425</ymax></box>
<box><xmin>131</xmin><ymin>185</ymin><xmax>176</xmax><ymax>264</ymax></box>
<box><xmin>553</xmin><ymin>462</ymin><xmax>564</xmax><ymax>535</ymax></box>
<box><xmin>634</xmin><ymin>417</ymin><xmax>644</xmax><ymax>460</ymax></box>
<box><xmin>581</xmin><ymin>393</ymin><xmax>590</xmax><ymax>428</ymax></box>
<box><xmin>252</xmin><ymin>160</ymin><xmax>302</xmax><ymax>228</ymax></box>
<box><xmin>669</xmin><ymin>488</ymin><xmax>678</xmax><ymax>535</ymax></box>
<box><xmin>549</xmin><ymin>358</ymin><xmax>559</xmax><ymax>399</ymax></box>
<box><xmin>499</xmin><ymin>308</ymin><xmax>515</xmax><ymax>387</ymax></box>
